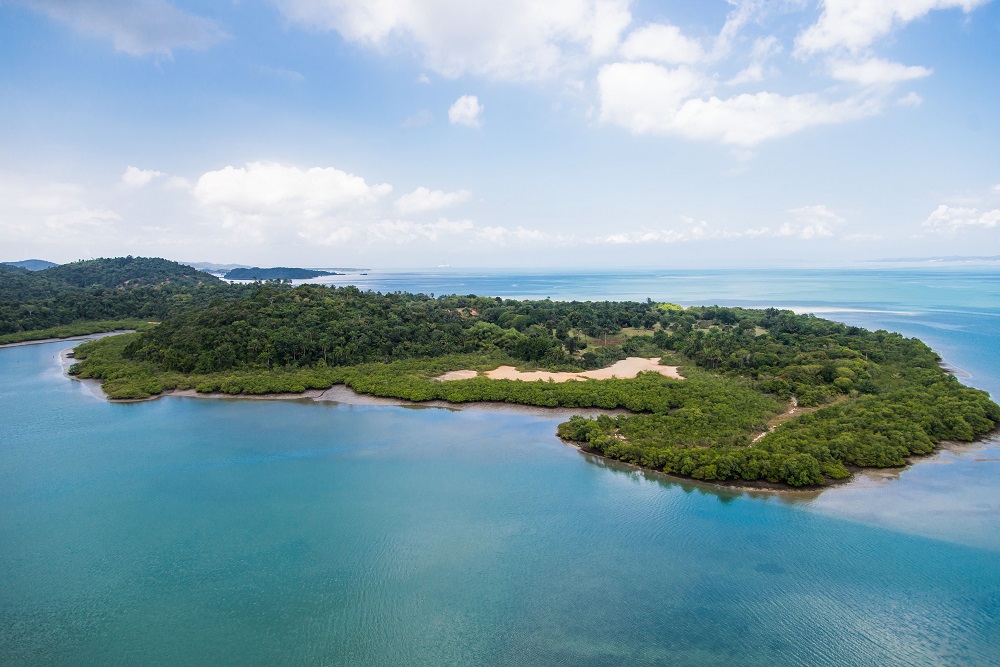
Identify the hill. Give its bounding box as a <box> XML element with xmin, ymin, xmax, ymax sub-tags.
<box><xmin>223</xmin><ymin>267</ymin><xmax>341</xmax><ymax>280</ymax></box>
<box><xmin>3</xmin><ymin>259</ymin><xmax>58</xmax><ymax>271</ymax></box>
<box><xmin>40</xmin><ymin>256</ymin><xmax>219</xmax><ymax>289</ymax></box>
<box><xmin>0</xmin><ymin>256</ymin><xmax>238</xmax><ymax>339</ymax></box>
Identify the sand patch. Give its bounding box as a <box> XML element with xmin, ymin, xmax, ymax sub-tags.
<box><xmin>433</xmin><ymin>369</ymin><xmax>479</xmax><ymax>381</ymax></box>
<box><xmin>435</xmin><ymin>357</ymin><xmax>682</xmax><ymax>383</ymax></box>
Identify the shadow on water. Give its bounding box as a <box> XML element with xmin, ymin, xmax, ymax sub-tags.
<box><xmin>573</xmin><ymin>449</ymin><xmax>823</xmax><ymax>505</ymax></box>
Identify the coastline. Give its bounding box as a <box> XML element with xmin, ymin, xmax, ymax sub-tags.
<box><xmin>0</xmin><ymin>329</ymin><xmax>135</xmax><ymax>349</ymax></box>
<box><xmin>58</xmin><ymin>345</ymin><xmax>625</xmax><ymax>419</ymax></box>
<box><xmin>53</xmin><ymin>339</ymin><xmax>999</xmax><ymax>494</ymax></box>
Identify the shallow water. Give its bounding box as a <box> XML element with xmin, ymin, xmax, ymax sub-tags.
<box><xmin>2</xmin><ymin>268</ymin><xmax>999</xmax><ymax>666</ymax></box>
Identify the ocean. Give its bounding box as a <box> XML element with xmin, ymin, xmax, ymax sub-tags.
<box><xmin>2</xmin><ymin>268</ymin><xmax>998</xmax><ymax>666</ymax></box>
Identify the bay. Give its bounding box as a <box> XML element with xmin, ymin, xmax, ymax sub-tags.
<box><xmin>2</xmin><ymin>268</ymin><xmax>999</xmax><ymax>666</ymax></box>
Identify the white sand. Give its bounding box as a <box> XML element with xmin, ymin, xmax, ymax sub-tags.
<box><xmin>435</xmin><ymin>357</ymin><xmax>682</xmax><ymax>383</ymax></box>
<box><xmin>433</xmin><ymin>369</ymin><xmax>479</xmax><ymax>381</ymax></box>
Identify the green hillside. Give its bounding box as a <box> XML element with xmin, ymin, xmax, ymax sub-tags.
<box><xmin>67</xmin><ymin>280</ymin><xmax>999</xmax><ymax>488</ymax></box>
<box><xmin>40</xmin><ymin>256</ymin><xmax>217</xmax><ymax>288</ymax></box>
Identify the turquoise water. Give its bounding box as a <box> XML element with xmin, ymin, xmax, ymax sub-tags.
<box><xmin>2</xmin><ymin>269</ymin><xmax>1000</xmax><ymax>666</ymax></box>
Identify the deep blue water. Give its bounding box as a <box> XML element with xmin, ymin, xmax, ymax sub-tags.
<box><xmin>2</xmin><ymin>268</ymin><xmax>999</xmax><ymax>666</ymax></box>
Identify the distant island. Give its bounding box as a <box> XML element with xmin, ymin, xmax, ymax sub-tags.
<box><xmin>3</xmin><ymin>259</ymin><xmax>58</xmax><ymax>271</ymax></box>
<box><xmin>866</xmin><ymin>255</ymin><xmax>1000</xmax><ymax>264</ymax></box>
<box><xmin>224</xmin><ymin>267</ymin><xmax>343</xmax><ymax>280</ymax></box>
<box><xmin>2</xmin><ymin>256</ymin><xmax>997</xmax><ymax>489</ymax></box>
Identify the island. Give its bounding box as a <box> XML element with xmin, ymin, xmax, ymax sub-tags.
<box><xmin>2</xmin><ymin>257</ymin><xmax>997</xmax><ymax>488</ymax></box>
<box><xmin>2</xmin><ymin>259</ymin><xmax>58</xmax><ymax>271</ymax></box>
<box><xmin>223</xmin><ymin>267</ymin><xmax>343</xmax><ymax>280</ymax></box>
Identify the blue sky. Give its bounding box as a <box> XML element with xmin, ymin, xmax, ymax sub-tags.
<box><xmin>1</xmin><ymin>0</ymin><xmax>998</xmax><ymax>268</ymax></box>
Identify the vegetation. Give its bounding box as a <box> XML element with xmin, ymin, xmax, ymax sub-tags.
<box><xmin>4</xmin><ymin>257</ymin><xmax>996</xmax><ymax>487</ymax></box>
<box><xmin>0</xmin><ymin>320</ymin><xmax>154</xmax><ymax>345</ymax></box>
<box><xmin>224</xmin><ymin>267</ymin><xmax>341</xmax><ymax>280</ymax></box>
<box><xmin>0</xmin><ymin>258</ymin><xmax>250</xmax><ymax>336</ymax></box>
<box><xmin>3</xmin><ymin>259</ymin><xmax>58</xmax><ymax>271</ymax></box>
<box><xmin>40</xmin><ymin>256</ymin><xmax>215</xmax><ymax>289</ymax></box>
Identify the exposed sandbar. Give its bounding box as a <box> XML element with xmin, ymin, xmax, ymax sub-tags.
<box><xmin>435</xmin><ymin>357</ymin><xmax>683</xmax><ymax>383</ymax></box>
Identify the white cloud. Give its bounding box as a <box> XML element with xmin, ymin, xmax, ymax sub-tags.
<box><xmin>923</xmin><ymin>204</ymin><xmax>1000</xmax><ymax>232</ymax></box>
<box><xmin>597</xmin><ymin>62</ymin><xmax>705</xmax><ymax>133</ymax></box>
<box><xmin>780</xmin><ymin>205</ymin><xmax>845</xmax><ymax>239</ymax></box>
<box><xmin>620</xmin><ymin>23</ymin><xmax>703</xmax><ymax>64</ymax></box>
<box><xmin>449</xmin><ymin>95</ymin><xmax>484</xmax><ymax>128</ymax></box>
<box><xmin>477</xmin><ymin>225</ymin><xmax>572</xmax><ymax>245</ymax></box>
<box><xmin>897</xmin><ymin>92</ymin><xmax>924</xmax><ymax>107</ymax></box>
<box><xmin>830</xmin><ymin>58</ymin><xmax>932</xmax><ymax>85</ymax></box>
<box><xmin>272</xmin><ymin>0</ymin><xmax>632</xmax><ymax>80</ymax></box>
<box><xmin>19</xmin><ymin>0</ymin><xmax>227</xmax><ymax>56</ymax></box>
<box><xmin>795</xmin><ymin>0</ymin><xmax>988</xmax><ymax>55</ymax></box>
<box><xmin>194</xmin><ymin>161</ymin><xmax>391</xmax><ymax>214</ymax></box>
<box><xmin>843</xmin><ymin>232</ymin><xmax>883</xmax><ymax>241</ymax></box>
<box><xmin>192</xmin><ymin>161</ymin><xmax>392</xmax><ymax>243</ymax></box>
<box><xmin>598</xmin><ymin>62</ymin><xmax>877</xmax><ymax>146</ymax></box>
<box><xmin>396</xmin><ymin>187</ymin><xmax>471</xmax><ymax>214</ymax></box>
<box><xmin>726</xmin><ymin>36</ymin><xmax>782</xmax><ymax>86</ymax></box>
<box><xmin>992</xmin><ymin>184</ymin><xmax>1000</xmax><ymax>194</ymax></box>
<box><xmin>0</xmin><ymin>179</ymin><xmax>123</xmax><ymax>245</ymax></box>
<box><xmin>600</xmin><ymin>217</ymin><xmax>759</xmax><ymax>244</ymax></box>
<box><xmin>122</xmin><ymin>166</ymin><xmax>164</xmax><ymax>188</ymax></box>
<box><xmin>366</xmin><ymin>218</ymin><xmax>475</xmax><ymax>244</ymax></box>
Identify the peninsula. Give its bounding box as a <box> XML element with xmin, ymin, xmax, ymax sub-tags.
<box><xmin>223</xmin><ymin>266</ymin><xmax>343</xmax><ymax>281</ymax></box>
<box><xmin>2</xmin><ymin>257</ymin><xmax>997</xmax><ymax>488</ymax></box>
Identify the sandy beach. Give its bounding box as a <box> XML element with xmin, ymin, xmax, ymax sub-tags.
<box><xmin>436</xmin><ymin>357</ymin><xmax>683</xmax><ymax>382</ymax></box>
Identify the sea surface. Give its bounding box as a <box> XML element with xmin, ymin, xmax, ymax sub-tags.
<box><xmin>2</xmin><ymin>268</ymin><xmax>999</xmax><ymax>666</ymax></box>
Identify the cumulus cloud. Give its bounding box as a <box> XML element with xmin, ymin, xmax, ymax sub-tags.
<box><xmin>449</xmin><ymin>95</ymin><xmax>484</xmax><ymax>128</ymax></box>
<box><xmin>620</xmin><ymin>23</ymin><xmax>703</xmax><ymax>64</ymax></box>
<box><xmin>396</xmin><ymin>187</ymin><xmax>471</xmax><ymax>214</ymax></box>
<box><xmin>597</xmin><ymin>62</ymin><xmax>705</xmax><ymax>133</ymax></box>
<box><xmin>598</xmin><ymin>62</ymin><xmax>877</xmax><ymax>146</ymax></box>
<box><xmin>122</xmin><ymin>166</ymin><xmax>164</xmax><ymax>188</ymax></box>
<box><xmin>780</xmin><ymin>204</ymin><xmax>845</xmax><ymax>239</ymax></box>
<box><xmin>272</xmin><ymin>0</ymin><xmax>631</xmax><ymax>80</ymax></box>
<box><xmin>194</xmin><ymin>161</ymin><xmax>391</xmax><ymax>214</ymax></box>
<box><xmin>795</xmin><ymin>0</ymin><xmax>988</xmax><ymax>55</ymax></box>
<box><xmin>192</xmin><ymin>161</ymin><xmax>392</xmax><ymax>243</ymax></box>
<box><xmin>830</xmin><ymin>58</ymin><xmax>932</xmax><ymax>85</ymax></box>
<box><xmin>19</xmin><ymin>0</ymin><xmax>227</xmax><ymax>56</ymax></box>
<box><xmin>923</xmin><ymin>204</ymin><xmax>1000</xmax><ymax>233</ymax></box>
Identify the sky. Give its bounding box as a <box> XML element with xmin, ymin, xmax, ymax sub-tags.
<box><xmin>0</xmin><ymin>0</ymin><xmax>998</xmax><ymax>269</ymax></box>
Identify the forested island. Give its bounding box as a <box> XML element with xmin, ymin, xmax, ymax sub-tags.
<box><xmin>2</xmin><ymin>256</ymin><xmax>997</xmax><ymax>488</ymax></box>
<box><xmin>223</xmin><ymin>267</ymin><xmax>342</xmax><ymax>280</ymax></box>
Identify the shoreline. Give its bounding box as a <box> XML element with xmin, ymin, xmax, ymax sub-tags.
<box><xmin>0</xmin><ymin>330</ymin><xmax>135</xmax><ymax>349</ymax></box>
<box><xmin>58</xmin><ymin>346</ymin><xmax>626</xmax><ymax>419</ymax></box>
<box><xmin>53</xmin><ymin>339</ymin><xmax>1000</xmax><ymax>495</ymax></box>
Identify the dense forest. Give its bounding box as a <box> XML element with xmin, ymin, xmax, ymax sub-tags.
<box><xmin>0</xmin><ymin>257</ymin><xmax>250</xmax><ymax>339</ymax></box>
<box><xmin>224</xmin><ymin>267</ymin><xmax>340</xmax><ymax>280</ymax></box>
<box><xmin>3</xmin><ymin>257</ymin><xmax>997</xmax><ymax>487</ymax></box>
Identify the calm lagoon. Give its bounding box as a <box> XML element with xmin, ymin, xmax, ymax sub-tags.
<box><xmin>2</xmin><ymin>268</ymin><xmax>999</xmax><ymax>666</ymax></box>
